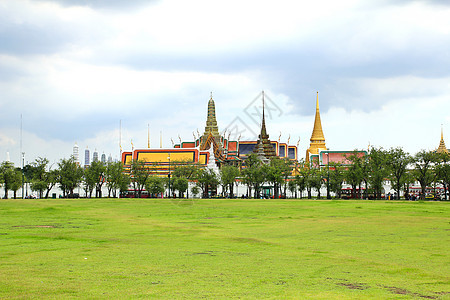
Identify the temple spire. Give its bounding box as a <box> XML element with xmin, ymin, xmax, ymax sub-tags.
<box><xmin>306</xmin><ymin>92</ymin><xmax>327</xmax><ymax>161</ymax></box>
<box><xmin>200</xmin><ymin>93</ymin><xmax>223</xmax><ymax>150</ymax></box>
<box><xmin>311</xmin><ymin>91</ymin><xmax>325</xmax><ymax>142</ymax></box>
<box><xmin>437</xmin><ymin>125</ymin><xmax>448</xmax><ymax>154</ymax></box>
<box><xmin>253</xmin><ymin>90</ymin><xmax>276</xmax><ymax>161</ymax></box>
<box><xmin>261</xmin><ymin>91</ymin><xmax>268</xmax><ymax>136</ymax></box>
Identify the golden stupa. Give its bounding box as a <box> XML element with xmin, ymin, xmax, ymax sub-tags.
<box><xmin>436</xmin><ymin>126</ymin><xmax>448</xmax><ymax>154</ymax></box>
<box><xmin>306</xmin><ymin>92</ymin><xmax>327</xmax><ymax>162</ymax></box>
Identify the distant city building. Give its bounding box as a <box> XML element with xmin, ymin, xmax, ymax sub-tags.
<box><xmin>108</xmin><ymin>154</ymin><xmax>113</xmax><ymax>163</ymax></box>
<box><xmin>85</xmin><ymin>147</ymin><xmax>90</xmax><ymax>166</ymax></box>
<box><xmin>73</xmin><ymin>142</ymin><xmax>79</xmax><ymax>164</ymax></box>
<box><xmin>93</xmin><ymin>150</ymin><xmax>99</xmax><ymax>162</ymax></box>
<box><xmin>101</xmin><ymin>153</ymin><xmax>106</xmax><ymax>163</ymax></box>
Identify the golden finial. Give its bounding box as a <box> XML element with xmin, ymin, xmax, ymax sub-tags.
<box><xmin>147</xmin><ymin>124</ymin><xmax>150</xmax><ymax>149</ymax></box>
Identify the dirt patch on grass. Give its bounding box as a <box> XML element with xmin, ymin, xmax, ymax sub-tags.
<box><xmin>188</xmin><ymin>251</ymin><xmax>216</xmax><ymax>256</ymax></box>
<box><xmin>13</xmin><ymin>225</ymin><xmax>59</xmax><ymax>228</ymax></box>
<box><xmin>383</xmin><ymin>286</ymin><xmax>438</xmax><ymax>299</ymax></box>
<box><xmin>337</xmin><ymin>282</ymin><xmax>369</xmax><ymax>290</ymax></box>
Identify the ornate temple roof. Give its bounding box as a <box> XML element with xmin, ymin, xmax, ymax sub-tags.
<box><xmin>437</xmin><ymin>127</ymin><xmax>448</xmax><ymax>154</ymax></box>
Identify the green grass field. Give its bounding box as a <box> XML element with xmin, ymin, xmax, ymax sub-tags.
<box><xmin>0</xmin><ymin>198</ymin><xmax>448</xmax><ymax>299</ymax></box>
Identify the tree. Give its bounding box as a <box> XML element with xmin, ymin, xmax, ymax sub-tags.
<box><xmin>219</xmin><ymin>164</ymin><xmax>240</xmax><ymax>198</ymax></box>
<box><xmin>412</xmin><ymin>150</ymin><xmax>437</xmax><ymax>200</ymax></box>
<box><xmin>10</xmin><ymin>168</ymin><xmax>23</xmax><ymax>199</ymax></box>
<box><xmin>190</xmin><ymin>185</ymin><xmax>200</xmax><ymax>198</ymax></box>
<box><xmin>171</xmin><ymin>162</ymin><xmax>200</xmax><ymax>198</ymax></box>
<box><xmin>130</xmin><ymin>160</ymin><xmax>152</xmax><ymax>198</ymax></box>
<box><xmin>309</xmin><ymin>167</ymin><xmax>323</xmax><ymax>199</ymax></box>
<box><xmin>288</xmin><ymin>179</ymin><xmax>297</xmax><ymax>199</ymax></box>
<box><xmin>44</xmin><ymin>169</ymin><xmax>59</xmax><ymax>198</ymax></box>
<box><xmin>0</xmin><ymin>161</ymin><xmax>22</xmax><ymax>199</ymax></box>
<box><xmin>196</xmin><ymin>168</ymin><xmax>219</xmax><ymax>198</ymax></box>
<box><xmin>105</xmin><ymin>161</ymin><xmax>129</xmax><ymax>198</ymax></box>
<box><xmin>57</xmin><ymin>157</ymin><xmax>83</xmax><ymax>198</ymax></box>
<box><xmin>328</xmin><ymin>162</ymin><xmax>345</xmax><ymax>198</ymax></box>
<box><xmin>29</xmin><ymin>157</ymin><xmax>48</xmax><ymax>198</ymax></box>
<box><xmin>367</xmin><ymin>147</ymin><xmax>389</xmax><ymax>199</ymax></box>
<box><xmin>241</xmin><ymin>153</ymin><xmax>265</xmax><ymax>198</ymax></box>
<box><xmin>265</xmin><ymin>157</ymin><xmax>291</xmax><ymax>199</ymax></box>
<box><xmin>172</xmin><ymin>177</ymin><xmax>189</xmax><ymax>198</ymax></box>
<box><xmin>28</xmin><ymin>157</ymin><xmax>59</xmax><ymax>199</ymax></box>
<box><xmin>145</xmin><ymin>176</ymin><xmax>165</xmax><ymax>197</ymax></box>
<box><xmin>90</xmin><ymin>161</ymin><xmax>106</xmax><ymax>198</ymax></box>
<box><xmin>83</xmin><ymin>164</ymin><xmax>97</xmax><ymax>198</ymax></box>
<box><xmin>402</xmin><ymin>169</ymin><xmax>416</xmax><ymax>200</ymax></box>
<box><xmin>299</xmin><ymin>163</ymin><xmax>314</xmax><ymax>199</ymax></box>
<box><xmin>435</xmin><ymin>152</ymin><xmax>450</xmax><ymax>201</ymax></box>
<box><xmin>294</xmin><ymin>173</ymin><xmax>306</xmax><ymax>199</ymax></box>
<box><xmin>344</xmin><ymin>151</ymin><xmax>365</xmax><ymax>199</ymax></box>
<box><xmin>387</xmin><ymin>147</ymin><xmax>411</xmax><ymax>200</ymax></box>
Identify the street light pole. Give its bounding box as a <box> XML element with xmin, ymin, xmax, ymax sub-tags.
<box><xmin>22</xmin><ymin>152</ymin><xmax>25</xmax><ymax>199</ymax></box>
<box><xmin>168</xmin><ymin>153</ymin><xmax>171</xmax><ymax>198</ymax></box>
<box><xmin>326</xmin><ymin>149</ymin><xmax>331</xmax><ymax>199</ymax></box>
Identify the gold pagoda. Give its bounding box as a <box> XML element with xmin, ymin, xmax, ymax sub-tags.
<box><xmin>436</xmin><ymin>126</ymin><xmax>448</xmax><ymax>154</ymax></box>
<box><xmin>306</xmin><ymin>92</ymin><xmax>327</xmax><ymax>162</ymax></box>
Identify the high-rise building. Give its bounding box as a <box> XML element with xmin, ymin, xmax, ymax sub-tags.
<box><xmin>101</xmin><ymin>153</ymin><xmax>106</xmax><ymax>163</ymax></box>
<box><xmin>93</xmin><ymin>149</ymin><xmax>99</xmax><ymax>162</ymax></box>
<box><xmin>107</xmin><ymin>154</ymin><xmax>113</xmax><ymax>163</ymax></box>
<box><xmin>73</xmin><ymin>142</ymin><xmax>79</xmax><ymax>164</ymax></box>
<box><xmin>85</xmin><ymin>147</ymin><xmax>90</xmax><ymax>167</ymax></box>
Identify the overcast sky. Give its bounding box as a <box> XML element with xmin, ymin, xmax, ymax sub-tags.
<box><xmin>1</xmin><ymin>0</ymin><xmax>449</xmax><ymax>166</ymax></box>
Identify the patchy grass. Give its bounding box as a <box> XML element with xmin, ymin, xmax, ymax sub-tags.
<box><xmin>0</xmin><ymin>199</ymin><xmax>448</xmax><ymax>299</ymax></box>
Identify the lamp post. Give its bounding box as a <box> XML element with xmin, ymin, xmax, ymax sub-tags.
<box><xmin>168</xmin><ymin>153</ymin><xmax>171</xmax><ymax>198</ymax></box>
<box><xmin>22</xmin><ymin>152</ymin><xmax>25</xmax><ymax>199</ymax></box>
<box><xmin>326</xmin><ymin>148</ymin><xmax>331</xmax><ymax>199</ymax></box>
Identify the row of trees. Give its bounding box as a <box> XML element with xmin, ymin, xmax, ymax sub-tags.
<box><xmin>1</xmin><ymin>147</ymin><xmax>448</xmax><ymax>200</ymax></box>
<box><xmin>337</xmin><ymin>148</ymin><xmax>450</xmax><ymax>200</ymax></box>
<box><xmin>155</xmin><ymin>147</ymin><xmax>449</xmax><ymax>200</ymax></box>
<box><xmin>0</xmin><ymin>157</ymin><xmax>129</xmax><ymax>199</ymax></box>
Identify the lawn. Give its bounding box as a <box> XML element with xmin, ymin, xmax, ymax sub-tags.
<box><xmin>0</xmin><ymin>198</ymin><xmax>448</xmax><ymax>299</ymax></box>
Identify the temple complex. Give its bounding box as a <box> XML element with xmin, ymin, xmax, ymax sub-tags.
<box><xmin>306</xmin><ymin>92</ymin><xmax>327</xmax><ymax>163</ymax></box>
<box><xmin>121</xmin><ymin>92</ymin><xmax>298</xmax><ymax>176</ymax></box>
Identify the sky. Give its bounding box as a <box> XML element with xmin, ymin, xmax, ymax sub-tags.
<box><xmin>1</xmin><ymin>0</ymin><xmax>450</xmax><ymax>167</ymax></box>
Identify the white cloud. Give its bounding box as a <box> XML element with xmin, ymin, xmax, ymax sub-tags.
<box><xmin>1</xmin><ymin>0</ymin><xmax>450</xmax><ymax>166</ymax></box>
